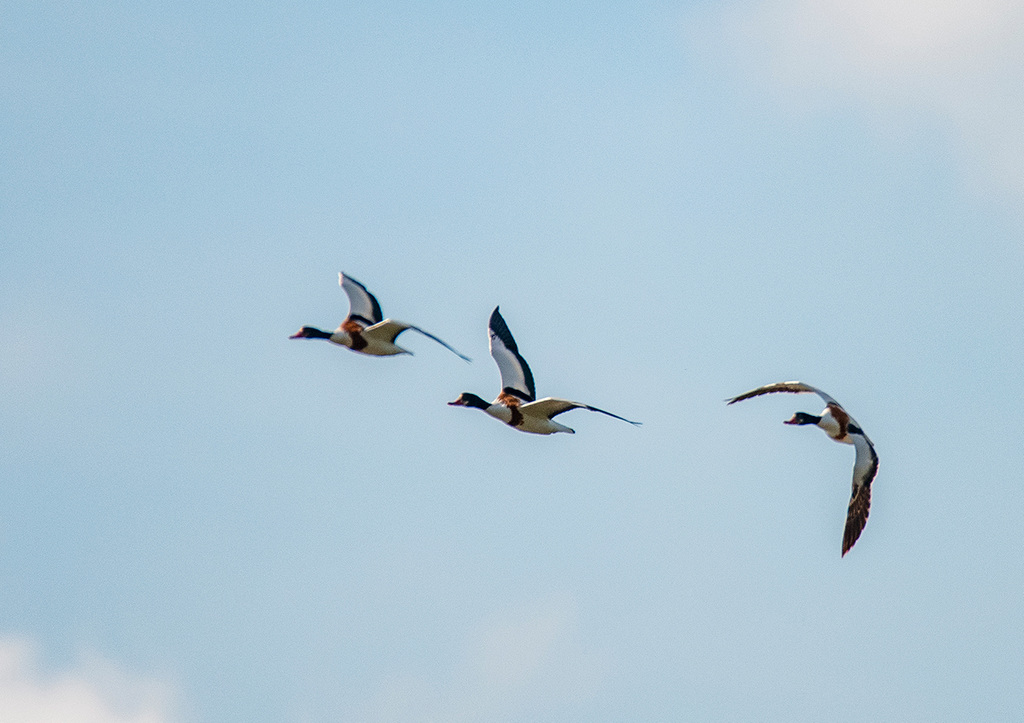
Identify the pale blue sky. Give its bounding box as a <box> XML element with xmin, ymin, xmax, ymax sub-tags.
<box><xmin>2</xmin><ymin>2</ymin><xmax>1023</xmax><ymax>721</ymax></box>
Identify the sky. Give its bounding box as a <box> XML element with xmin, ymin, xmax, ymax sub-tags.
<box><xmin>2</xmin><ymin>1</ymin><xmax>1023</xmax><ymax>721</ymax></box>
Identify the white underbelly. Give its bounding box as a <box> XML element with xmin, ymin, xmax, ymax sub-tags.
<box><xmin>818</xmin><ymin>411</ymin><xmax>853</xmax><ymax>443</ymax></box>
<box><xmin>486</xmin><ymin>405</ymin><xmax>573</xmax><ymax>434</ymax></box>
<box><xmin>358</xmin><ymin>341</ymin><xmax>407</xmax><ymax>356</ymax></box>
<box><xmin>486</xmin><ymin>405</ymin><xmax>514</xmax><ymax>424</ymax></box>
<box><xmin>329</xmin><ymin>331</ymin><xmax>406</xmax><ymax>356</ymax></box>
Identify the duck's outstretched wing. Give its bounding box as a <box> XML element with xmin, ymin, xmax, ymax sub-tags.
<box><xmin>523</xmin><ymin>397</ymin><xmax>641</xmax><ymax>426</ymax></box>
<box><xmin>726</xmin><ymin>381</ymin><xmax>840</xmax><ymax>407</ymax></box>
<box><xmin>362</xmin><ymin>319</ymin><xmax>471</xmax><ymax>362</ymax></box>
<box><xmin>843</xmin><ymin>435</ymin><xmax>878</xmax><ymax>556</ymax></box>
<box><xmin>339</xmin><ymin>273</ymin><xmax>384</xmax><ymax>327</ymax></box>
<box><xmin>488</xmin><ymin>307</ymin><xmax>536</xmax><ymax>402</ymax></box>
<box><xmin>728</xmin><ymin>381</ymin><xmax>861</xmax><ymax>439</ymax></box>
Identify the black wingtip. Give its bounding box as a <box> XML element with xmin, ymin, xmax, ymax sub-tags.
<box><xmin>488</xmin><ymin>307</ymin><xmax>518</xmax><ymax>351</ymax></box>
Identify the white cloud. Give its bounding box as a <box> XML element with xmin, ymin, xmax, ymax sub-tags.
<box><xmin>739</xmin><ymin>0</ymin><xmax>1017</xmax><ymax>85</ymax></box>
<box><xmin>0</xmin><ymin>639</ymin><xmax>179</xmax><ymax>723</ymax></box>
<box><xmin>351</xmin><ymin>594</ymin><xmax>607</xmax><ymax>723</ymax></box>
<box><xmin>691</xmin><ymin>0</ymin><xmax>1024</xmax><ymax>204</ymax></box>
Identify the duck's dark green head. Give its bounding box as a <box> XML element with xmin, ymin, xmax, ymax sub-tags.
<box><xmin>448</xmin><ymin>393</ymin><xmax>490</xmax><ymax>411</ymax></box>
<box><xmin>785</xmin><ymin>411</ymin><xmax>821</xmax><ymax>426</ymax></box>
<box><xmin>289</xmin><ymin>326</ymin><xmax>331</xmax><ymax>340</ymax></box>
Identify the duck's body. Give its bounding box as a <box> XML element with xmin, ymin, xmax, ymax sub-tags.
<box><xmin>727</xmin><ymin>381</ymin><xmax>878</xmax><ymax>556</ymax></box>
<box><xmin>451</xmin><ymin>392</ymin><xmax>620</xmax><ymax>435</ymax></box>
<box><xmin>448</xmin><ymin>307</ymin><xmax>641</xmax><ymax>435</ymax></box>
<box><xmin>293</xmin><ymin>319</ymin><xmax>436</xmax><ymax>356</ymax></box>
<box><xmin>290</xmin><ymin>273</ymin><xmax>470</xmax><ymax>361</ymax></box>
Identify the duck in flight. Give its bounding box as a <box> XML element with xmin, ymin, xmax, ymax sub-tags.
<box><xmin>726</xmin><ymin>381</ymin><xmax>878</xmax><ymax>556</ymax></box>
<box><xmin>290</xmin><ymin>273</ymin><xmax>471</xmax><ymax>361</ymax></box>
<box><xmin>448</xmin><ymin>307</ymin><xmax>641</xmax><ymax>435</ymax></box>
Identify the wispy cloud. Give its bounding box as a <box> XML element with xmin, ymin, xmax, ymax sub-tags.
<box><xmin>0</xmin><ymin>638</ymin><xmax>179</xmax><ymax>723</ymax></box>
<box><xmin>351</xmin><ymin>594</ymin><xmax>607</xmax><ymax>722</ymax></box>
<box><xmin>690</xmin><ymin>0</ymin><xmax>1024</xmax><ymax>204</ymax></box>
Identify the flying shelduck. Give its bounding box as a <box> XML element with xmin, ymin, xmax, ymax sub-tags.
<box><xmin>727</xmin><ymin>381</ymin><xmax>878</xmax><ymax>556</ymax></box>
<box><xmin>290</xmin><ymin>273</ymin><xmax>470</xmax><ymax>361</ymax></box>
<box><xmin>448</xmin><ymin>307</ymin><xmax>641</xmax><ymax>435</ymax></box>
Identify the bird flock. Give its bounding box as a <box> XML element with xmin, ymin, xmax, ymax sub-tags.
<box><xmin>292</xmin><ymin>272</ymin><xmax>879</xmax><ymax>557</ymax></box>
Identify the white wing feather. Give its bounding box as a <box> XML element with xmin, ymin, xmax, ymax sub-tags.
<box><xmin>339</xmin><ymin>273</ymin><xmax>383</xmax><ymax>326</ymax></box>
<box><xmin>362</xmin><ymin>319</ymin><xmax>471</xmax><ymax>361</ymax></box>
<box><xmin>488</xmin><ymin>307</ymin><xmax>536</xmax><ymax>400</ymax></box>
<box><xmin>522</xmin><ymin>397</ymin><xmax>641</xmax><ymax>426</ymax></box>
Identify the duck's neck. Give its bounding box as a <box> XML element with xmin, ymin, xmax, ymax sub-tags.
<box><xmin>305</xmin><ymin>327</ymin><xmax>333</xmax><ymax>339</ymax></box>
<box><xmin>462</xmin><ymin>393</ymin><xmax>491</xmax><ymax>411</ymax></box>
